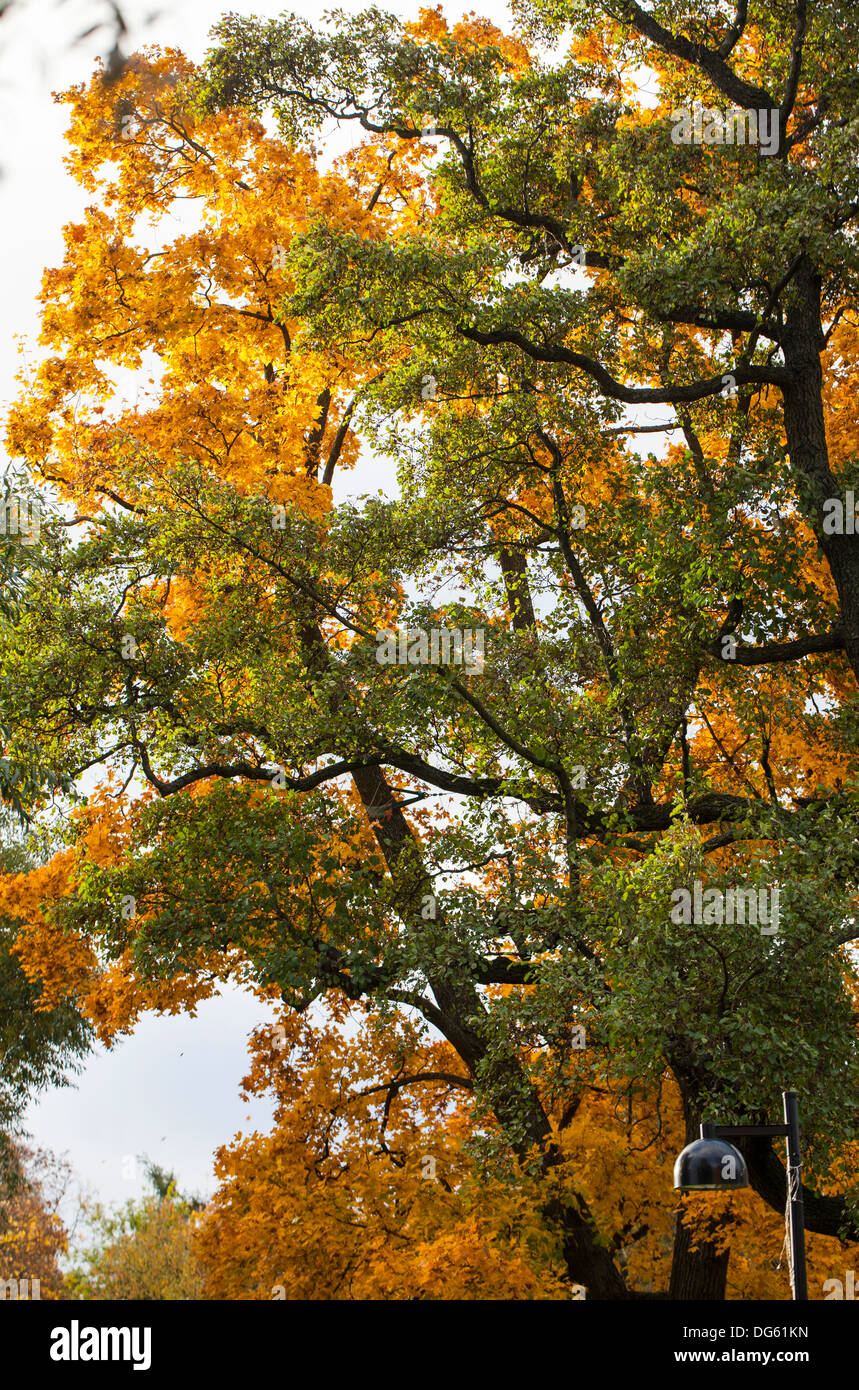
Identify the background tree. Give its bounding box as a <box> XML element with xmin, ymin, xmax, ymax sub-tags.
<box><xmin>1</xmin><ymin>3</ymin><xmax>858</xmax><ymax>1300</ymax></box>
<box><xmin>65</xmin><ymin>1157</ymin><xmax>205</xmax><ymax>1300</ymax></box>
<box><xmin>0</xmin><ymin>822</ymin><xmax>91</xmax><ymax>1186</ymax></box>
<box><xmin>0</xmin><ymin>1141</ymin><xmax>75</xmax><ymax>1298</ymax></box>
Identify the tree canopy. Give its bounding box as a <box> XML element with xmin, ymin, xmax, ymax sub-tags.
<box><xmin>1</xmin><ymin>0</ymin><xmax>858</xmax><ymax>1298</ymax></box>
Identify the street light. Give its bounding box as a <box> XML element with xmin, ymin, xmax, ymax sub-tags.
<box><xmin>673</xmin><ymin>1089</ymin><xmax>807</xmax><ymax>1301</ymax></box>
<box><xmin>674</xmin><ymin>1133</ymin><xmax>748</xmax><ymax>1190</ymax></box>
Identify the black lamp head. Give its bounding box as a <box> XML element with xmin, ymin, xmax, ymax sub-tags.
<box><xmin>673</xmin><ymin>1137</ymin><xmax>749</xmax><ymax>1191</ymax></box>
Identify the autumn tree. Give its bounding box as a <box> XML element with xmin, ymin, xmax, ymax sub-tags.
<box><xmin>194</xmin><ymin>1002</ymin><xmax>859</xmax><ymax>1299</ymax></box>
<box><xmin>0</xmin><ymin>825</ymin><xmax>91</xmax><ymax>1186</ymax></box>
<box><xmin>0</xmin><ymin>1142</ymin><xmax>75</xmax><ymax>1299</ymax></box>
<box><xmin>1</xmin><ymin>2</ymin><xmax>858</xmax><ymax>1300</ymax></box>
<box><xmin>195</xmin><ymin>1003</ymin><xmax>572</xmax><ymax>1299</ymax></box>
<box><xmin>66</xmin><ymin>1159</ymin><xmax>205</xmax><ymax>1301</ymax></box>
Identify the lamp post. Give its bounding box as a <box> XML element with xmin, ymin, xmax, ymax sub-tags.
<box><xmin>673</xmin><ymin>1089</ymin><xmax>807</xmax><ymax>1301</ymax></box>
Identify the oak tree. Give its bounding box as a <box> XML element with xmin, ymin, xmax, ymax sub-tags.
<box><xmin>2</xmin><ymin>4</ymin><xmax>859</xmax><ymax>1297</ymax></box>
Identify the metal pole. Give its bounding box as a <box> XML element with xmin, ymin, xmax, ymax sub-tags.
<box><xmin>782</xmin><ymin>1090</ymin><xmax>808</xmax><ymax>1301</ymax></box>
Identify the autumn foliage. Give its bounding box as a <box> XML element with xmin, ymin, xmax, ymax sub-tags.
<box><xmin>2</xmin><ymin>1</ymin><xmax>859</xmax><ymax>1300</ymax></box>
<box><xmin>188</xmin><ymin>1005</ymin><xmax>859</xmax><ymax>1300</ymax></box>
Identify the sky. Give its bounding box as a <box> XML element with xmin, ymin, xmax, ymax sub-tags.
<box><xmin>0</xmin><ymin>0</ymin><xmax>512</xmax><ymax>1218</ymax></box>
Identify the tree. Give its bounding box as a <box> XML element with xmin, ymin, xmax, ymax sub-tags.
<box><xmin>66</xmin><ymin>1159</ymin><xmax>205</xmax><ymax>1300</ymax></box>
<box><xmin>195</xmin><ymin>1003</ymin><xmax>859</xmax><ymax>1299</ymax></box>
<box><xmin>1</xmin><ymin>4</ymin><xmax>858</xmax><ymax>1299</ymax></box>
<box><xmin>0</xmin><ymin>1142</ymin><xmax>75</xmax><ymax>1299</ymax></box>
<box><xmin>195</xmin><ymin>1004</ymin><xmax>571</xmax><ymax>1299</ymax></box>
<box><xmin>0</xmin><ymin>830</ymin><xmax>91</xmax><ymax>1186</ymax></box>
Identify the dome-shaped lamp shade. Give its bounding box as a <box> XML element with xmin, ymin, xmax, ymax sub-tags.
<box><xmin>673</xmin><ymin>1138</ymin><xmax>749</xmax><ymax>1191</ymax></box>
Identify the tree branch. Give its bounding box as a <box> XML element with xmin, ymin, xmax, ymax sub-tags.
<box><xmin>704</xmin><ymin>627</ymin><xmax>845</xmax><ymax>664</ymax></box>
<box><xmin>457</xmin><ymin>324</ymin><xmax>790</xmax><ymax>403</ymax></box>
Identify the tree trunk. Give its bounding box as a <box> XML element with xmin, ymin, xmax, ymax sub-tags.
<box><xmin>669</xmin><ymin>1207</ymin><xmax>730</xmax><ymax>1300</ymax></box>
<box><xmin>544</xmin><ymin>1190</ymin><xmax>632</xmax><ymax>1298</ymax></box>
<box><xmin>668</xmin><ymin>1096</ymin><xmax>730</xmax><ymax>1300</ymax></box>
<box><xmin>781</xmin><ymin>255</ymin><xmax>859</xmax><ymax>681</ymax></box>
<box><xmin>350</xmin><ymin>761</ymin><xmax>632</xmax><ymax>1297</ymax></box>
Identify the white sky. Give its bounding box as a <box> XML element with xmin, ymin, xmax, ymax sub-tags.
<box><xmin>2</xmin><ymin>0</ymin><xmax>526</xmax><ymax>1219</ymax></box>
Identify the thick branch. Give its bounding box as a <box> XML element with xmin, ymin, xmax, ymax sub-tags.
<box><xmin>740</xmin><ymin>1136</ymin><xmax>859</xmax><ymax>1241</ymax></box>
<box><xmin>704</xmin><ymin>627</ymin><xmax>845</xmax><ymax>665</ymax></box>
<box><xmin>457</xmin><ymin>324</ymin><xmax>790</xmax><ymax>403</ymax></box>
<box><xmin>618</xmin><ymin>1</ymin><xmax>775</xmax><ymax>110</ymax></box>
